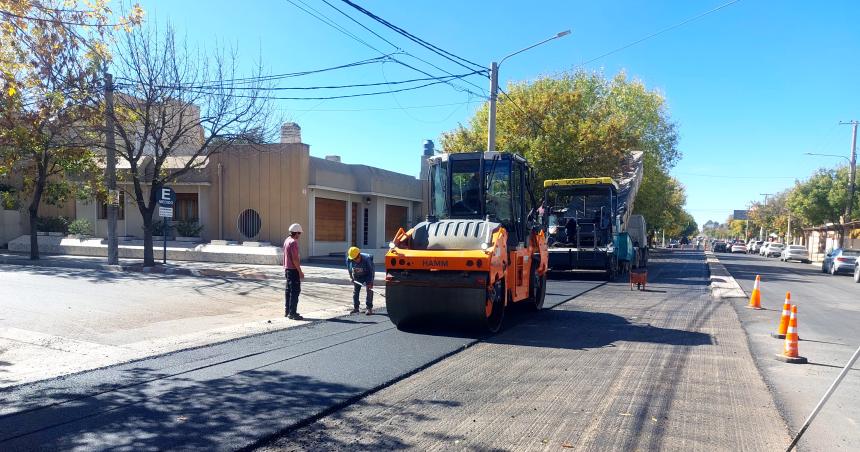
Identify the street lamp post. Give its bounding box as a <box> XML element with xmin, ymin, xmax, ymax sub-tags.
<box><xmin>487</xmin><ymin>30</ymin><xmax>570</xmax><ymax>152</ymax></box>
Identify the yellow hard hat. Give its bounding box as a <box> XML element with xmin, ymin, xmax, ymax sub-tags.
<box><xmin>348</xmin><ymin>246</ymin><xmax>361</xmax><ymax>260</ymax></box>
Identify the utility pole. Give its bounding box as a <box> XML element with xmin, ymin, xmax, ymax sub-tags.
<box><xmin>839</xmin><ymin>121</ymin><xmax>858</xmax><ymax>248</ymax></box>
<box><xmin>487</xmin><ymin>61</ymin><xmax>499</xmax><ymax>152</ymax></box>
<box><xmin>486</xmin><ymin>30</ymin><xmax>570</xmax><ymax>152</ymax></box>
<box><xmin>104</xmin><ymin>72</ymin><xmax>119</xmax><ymax>265</ymax></box>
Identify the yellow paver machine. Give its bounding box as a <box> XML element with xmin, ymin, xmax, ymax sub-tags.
<box><xmin>385</xmin><ymin>152</ymin><xmax>548</xmax><ymax>332</ymax></box>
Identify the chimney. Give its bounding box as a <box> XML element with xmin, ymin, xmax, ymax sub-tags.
<box><xmin>325</xmin><ymin>155</ymin><xmax>341</xmax><ymax>163</ymax></box>
<box><xmin>419</xmin><ymin>139</ymin><xmax>434</xmax><ymax>180</ymax></box>
<box><xmin>280</xmin><ymin>122</ymin><xmax>302</xmax><ymax>144</ymax></box>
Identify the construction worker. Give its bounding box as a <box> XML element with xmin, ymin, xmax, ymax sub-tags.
<box><xmin>347</xmin><ymin>246</ymin><xmax>374</xmax><ymax>315</ymax></box>
<box><xmin>283</xmin><ymin>223</ymin><xmax>304</xmax><ymax>320</ymax></box>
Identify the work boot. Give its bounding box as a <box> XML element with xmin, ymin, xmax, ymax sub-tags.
<box><xmin>288</xmin><ymin>313</ymin><xmax>304</xmax><ymax>320</ymax></box>
<box><xmin>365</xmin><ymin>308</ymin><xmax>373</xmax><ymax>316</ymax></box>
<box><xmin>350</xmin><ymin>308</ymin><xmax>360</xmax><ymax>314</ymax></box>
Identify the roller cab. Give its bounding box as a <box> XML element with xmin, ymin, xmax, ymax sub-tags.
<box><xmin>385</xmin><ymin>152</ymin><xmax>548</xmax><ymax>332</ymax></box>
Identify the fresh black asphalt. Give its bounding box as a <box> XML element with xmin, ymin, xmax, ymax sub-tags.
<box><xmin>0</xmin><ymin>275</ymin><xmax>602</xmax><ymax>450</ymax></box>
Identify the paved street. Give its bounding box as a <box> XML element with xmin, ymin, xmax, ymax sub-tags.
<box><xmin>260</xmin><ymin>250</ymin><xmax>790</xmax><ymax>451</ymax></box>
<box><xmin>716</xmin><ymin>252</ymin><xmax>860</xmax><ymax>451</ymax></box>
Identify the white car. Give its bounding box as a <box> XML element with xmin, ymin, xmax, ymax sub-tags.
<box><xmin>764</xmin><ymin>243</ymin><xmax>785</xmax><ymax>257</ymax></box>
<box><xmin>731</xmin><ymin>242</ymin><xmax>748</xmax><ymax>253</ymax></box>
<box><xmin>781</xmin><ymin>245</ymin><xmax>810</xmax><ymax>263</ymax></box>
<box><xmin>750</xmin><ymin>240</ymin><xmax>765</xmax><ymax>254</ymax></box>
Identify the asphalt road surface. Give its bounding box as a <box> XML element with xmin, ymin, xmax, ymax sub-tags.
<box><xmin>717</xmin><ymin>252</ymin><xmax>860</xmax><ymax>451</ymax></box>
<box><xmin>0</xmin><ymin>270</ymin><xmax>601</xmax><ymax>450</ymax></box>
<box><xmin>260</xmin><ymin>251</ymin><xmax>790</xmax><ymax>451</ymax></box>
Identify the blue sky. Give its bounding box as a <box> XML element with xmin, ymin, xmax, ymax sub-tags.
<box><xmin>134</xmin><ymin>0</ymin><xmax>859</xmax><ymax>228</ymax></box>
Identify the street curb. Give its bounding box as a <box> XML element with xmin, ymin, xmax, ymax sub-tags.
<box><xmin>704</xmin><ymin>251</ymin><xmax>747</xmax><ymax>299</ymax></box>
<box><xmin>0</xmin><ymin>255</ymin><xmax>125</xmax><ymax>273</ymax></box>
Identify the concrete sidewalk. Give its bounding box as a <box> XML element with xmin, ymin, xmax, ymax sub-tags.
<box><xmin>0</xmin><ymin>252</ymin><xmax>386</xmax><ymax>286</ymax></box>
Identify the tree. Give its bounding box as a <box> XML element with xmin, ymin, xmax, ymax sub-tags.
<box><xmin>786</xmin><ymin>166</ymin><xmax>859</xmax><ymax>228</ymax></box>
<box><xmin>440</xmin><ymin>70</ymin><xmax>683</xmax><ymax>230</ymax></box>
<box><xmin>109</xmin><ymin>22</ymin><xmax>274</xmax><ymax>265</ymax></box>
<box><xmin>0</xmin><ymin>1</ymin><xmax>142</xmax><ymax>259</ymax></box>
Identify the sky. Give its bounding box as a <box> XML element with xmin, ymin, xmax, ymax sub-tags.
<box><xmin>134</xmin><ymin>0</ymin><xmax>860</xmax><ymax>228</ymax></box>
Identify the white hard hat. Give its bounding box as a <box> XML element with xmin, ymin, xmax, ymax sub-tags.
<box><xmin>289</xmin><ymin>223</ymin><xmax>303</xmax><ymax>233</ymax></box>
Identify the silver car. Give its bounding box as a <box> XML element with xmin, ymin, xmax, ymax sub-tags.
<box><xmin>764</xmin><ymin>243</ymin><xmax>785</xmax><ymax>257</ymax></box>
<box><xmin>780</xmin><ymin>245</ymin><xmax>810</xmax><ymax>263</ymax></box>
<box><xmin>822</xmin><ymin>248</ymin><xmax>860</xmax><ymax>275</ymax></box>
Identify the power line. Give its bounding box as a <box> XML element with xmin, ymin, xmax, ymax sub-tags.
<box><xmin>318</xmin><ymin>0</ymin><xmax>402</xmax><ymax>51</ymax></box>
<box><xmin>283</xmin><ymin>100</ymin><xmax>483</xmax><ymax>112</ymax></box>
<box><xmin>180</xmin><ymin>72</ymin><xmax>479</xmax><ymax>101</ymax></box>
<box><xmin>576</xmin><ymin>0</ymin><xmax>741</xmax><ymax>68</ymax></box>
<box><xmin>114</xmin><ymin>55</ymin><xmax>393</xmax><ymax>88</ymax></box>
<box><xmin>125</xmin><ymin>70</ymin><xmax>482</xmax><ymax>92</ymax></box>
<box><xmin>319</xmin><ymin>0</ymin><xmax>491</xmax><ymax>96</ymax></box>
<box><xmin>283</xmin><ymin>0</ymin><xmax>486</xmax><ymax>98</ymax></box>
<box><xmin>339</xmin><ymin>0</ymin><xmax>485</xmax><ymax>72</ymax></box>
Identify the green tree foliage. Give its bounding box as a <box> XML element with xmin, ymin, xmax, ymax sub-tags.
<box><xmin>0</xmin><ymin>0</ymin><xmax>142</xmax><ymax>258</ymax></box>
<box><xmin>440</xmin><ymin>70</ymin><xmax>691</xmax><ymax>235</ymax></box>
<box><xmin>786</xmin><ymin>166</ymin><xmax>858</xmax><ymax>228</ymax></box>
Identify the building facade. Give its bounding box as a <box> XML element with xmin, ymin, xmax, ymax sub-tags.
<box><xmin>2</xmin><ymin>123</ymin><xmax>425</xmax><ymax>259</ymax></box>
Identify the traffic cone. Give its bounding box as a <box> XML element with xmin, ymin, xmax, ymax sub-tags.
<box><xmin>771</xmin><ymin>292</ymin><xmax>791</xmax><ymax>339</ymax></box>
<box><xmin>775</xmin><ymin>305</ymin><xmax>807</xmax><ymax>364</ymax></box>
<box><xmin>747</xmin><ymin>275</ymin><xmax>762</xmax><ymax>309</ymax></box>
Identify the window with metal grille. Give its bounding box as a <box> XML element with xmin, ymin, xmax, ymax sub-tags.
<box><xmin>363</xmin><ymin>208</ymin><xmax>369</xmax><ymax>245</ymax></box>
<box><xmin>237</xmin><ymin>209</ymin><xmax>262</xmax><ymax>239</ymax></box>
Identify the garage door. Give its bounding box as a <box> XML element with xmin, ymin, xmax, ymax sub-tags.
<box><xmin>315</xmin><ymin>198</ymin><xmax>346</xmax><ymax>241</ymax></box>
<box><xmin>385</xmin><ymin>205</ymin><xmax>408</xmax><ymax>241</ymax></box>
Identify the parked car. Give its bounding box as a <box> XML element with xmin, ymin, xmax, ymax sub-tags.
<box><xmin>668</xmin><ymin>239</ymin><xmax>679</xmax><ymax>249</ymax></box>
<box><xmin>713</xmin><ymin>241</ymin><xmax>728</xmax><ymax>253</ymax></box>
<box><xmin>750</xmin><ymin>240</ymin><xmax>765</xmax><ymax>254</ymax></box>
<box><xmin>731</xmin><ymin>242</ymin><xmax>748</xmax><ymax>253</ymax></box>
<box><xmin>764</xmin><ymin>242</ymin><xmax>785</xmax><ymax>257</ymax></box>
<box><xmin>780</xmin><ymin>245</ymin><xmax>810</xmax><ymax>263</ymax></box>
<box><xmin>746</xmin><ymin>239</ymin><xmax>757</xmax><ymax>253</ymax></box>
<box><xmin>822</xmin><ymin>248</ymin><xmax>860</xmax><ymax>275</ymax></box>
<box><xmin>759</xmin><ymin>242</ymin><xmax>776</xmax><ymax>256</ymax></box>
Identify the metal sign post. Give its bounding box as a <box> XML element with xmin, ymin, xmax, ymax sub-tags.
<box><xmin>157</xmin><ymin>187</ymin><xmax>176</xmax><ymax>265</ymax></box>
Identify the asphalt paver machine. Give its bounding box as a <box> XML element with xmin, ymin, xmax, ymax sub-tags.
<box><xmin>385</xmin><ymin>152</ymin><xmax>548</xmax><ymax>332</ymax></box>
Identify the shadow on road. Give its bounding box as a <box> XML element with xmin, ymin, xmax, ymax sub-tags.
<box><xmin>0</xmin><ymin>369</ymin><xmax>392</xmax><ymax>451</ymax></box>
<box><xmin>488</xmin><ymin>309</ymin><xmax>713</xmax><ymax>351</ymax></box>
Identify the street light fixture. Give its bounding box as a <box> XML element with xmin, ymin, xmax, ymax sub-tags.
<box><xmin>487</xmin><ymin>30</ymin><xmax>571</xmax><ymax>153</ymax></box>
<box><xmin>803</xmin><ymin>152</ymin><xmax>850</xmax><ymax>162</ymax></box>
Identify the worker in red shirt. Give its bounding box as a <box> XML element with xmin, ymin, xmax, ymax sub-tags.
<box><xmin>283</xmin><ymin>223</ymin><xmax>305</xmax><ymax>320</ymax></box>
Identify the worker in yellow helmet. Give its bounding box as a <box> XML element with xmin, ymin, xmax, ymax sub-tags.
<box><xmin>347</xmin><ymin>246</ymin><xmax>375</xmax><ymax>315</ymax></box>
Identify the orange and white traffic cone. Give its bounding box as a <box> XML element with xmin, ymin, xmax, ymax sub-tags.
<box><xmin>747</xmin><ymin>275</ymin><xmax>762</xmax><ymax>309</ymax></box>
<box><xmin>771</xmin><ymin>292</ymin><xmax>792</xmax><ymax>339</ymax></box>
<box><xmin>775</xmin><ymin>305</ymin><xmax>807</xmax><ymax>364</ymax></box>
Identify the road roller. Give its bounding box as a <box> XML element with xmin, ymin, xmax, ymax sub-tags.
<box><xmin>385</xmin><ymin>151</ymin><xmax>548</xmax><ymax>332</ymax></box>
